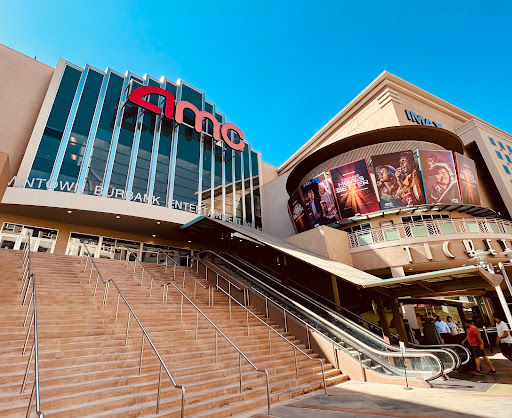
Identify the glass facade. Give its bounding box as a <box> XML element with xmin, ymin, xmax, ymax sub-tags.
<box><xmin>24</xmin><ymin>62</ymin><xmax>262</xmax><ymax>227</ymax></box>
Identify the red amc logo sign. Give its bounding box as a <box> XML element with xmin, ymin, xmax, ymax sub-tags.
<box><xmin>128</xmin><ymin>86</ymin><xmax>245</xmax><ymax>151</ymax></box>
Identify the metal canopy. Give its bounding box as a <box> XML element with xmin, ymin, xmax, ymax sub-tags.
<box><xmin>180</xmin><ymin>217</ymin><xmax>384</xmax><ymax>286</ymax></box>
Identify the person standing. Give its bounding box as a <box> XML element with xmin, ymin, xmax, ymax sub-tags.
<box><xmin>462</xmin><ymin>320</ymin><xmax>498</xmax><ymax>375</ymax></box>
<box><xmin>446</xmin><ymin>316</ymin><xmax>459</xmax><ymax>344</ymax></box>
<box><xmin>435</xmin><ymin>316</ymin><xmax>450</xmax><ymax>342</ymax></box>
<box><xmin>492</xmin><ymin>312</ymin><xmax>512</xmax><ymax>361</ymax></box>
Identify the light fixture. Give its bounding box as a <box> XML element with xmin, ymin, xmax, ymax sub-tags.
<box><xmin>255</xmin><ymin>245</ymin><xmax>259</xmax><ymax>248</ymax></box>
<box><xmin>156</xmin><ymin>221</ymin><xmax>161</xmax><ymax>225</ymax></box>
<box><xmin>152</xmin><ymin>234</ymin><xmax>156</xmax><ymax>238</ymax></box>
<box><xmin>116</xmin><ymin>215</ymin><xmax>121</xmax><ymax>219</ymax></box>
<box><xmin>408</xmin><ymin>268</ymin><xmax>413</xmax><ymax>271</ymax></box>
<box><xmin>67</xmin><ymin>210</ymin><xmax>72</xmax><ymax>214</ymax></box>
<box><xmin>240</xmin><ymin>239</ymin><xmax>243</xmax><ymax>242</ymax></box>
<box><xmin>187</xmin><ymin>240</ymin><xmax>191</xmax><ymax>243</ymax></box>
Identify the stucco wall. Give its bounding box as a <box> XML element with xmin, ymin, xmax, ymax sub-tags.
<box><xmin>0</xmin><ymin>44</ymin><xmax>54</xmax><ymax>178</ymax></box>
<box><xmin>0</xmin><ymin>153</ymin><xmax>10</xmax><ymax>202</ymax></box>
<box><xmin>284</xmin><ymin>226</ymin><xmax>354</xmax><ymax>266</ymax></box>
<box><xmin>260</xmin><ymin>171</ymin><xmax>295</xmax><ymax>238</ymax></box>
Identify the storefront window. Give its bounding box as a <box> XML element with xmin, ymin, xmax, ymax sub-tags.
<box><xmin>1</xmin><ymin>223</ymin><xmax>58</xmax><ymax>253</ymax></box>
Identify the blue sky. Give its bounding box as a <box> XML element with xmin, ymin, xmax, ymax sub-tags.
<box><xmin>2</xmin><ymin>1</ymin><xmax>511</xmax><ymax>167</ymax></box>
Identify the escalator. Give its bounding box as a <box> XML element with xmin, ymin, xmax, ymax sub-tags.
<box><xmin>198</xmin><ymin>250</ymin><xmax>470</xmax><ymax>386</ymax></box>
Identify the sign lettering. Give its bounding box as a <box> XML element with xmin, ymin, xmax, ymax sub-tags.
<box><xmin>405</xmin><ymin>109</ymin><xmax>442</xmax><ymax>128</ymax></box>
<box><xmin>128</xmin><ymin>86</ymin><xmax>245</xmax><ymax>151</ymax></box>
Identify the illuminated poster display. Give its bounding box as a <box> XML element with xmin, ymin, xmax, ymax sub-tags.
<box><xmin>300</xmin><ymin>173</ymin><xmax>340</xmax><ymax>227</ymax></box>
<box><xmin>329</xmin><ymin>159</ymin><xmax>380</xmax><ymax>219</ymax></box>
<box><xmin>454</xmin><ymin>153</ymin><xmax>480</xmax><ymax>205</ymax></box>
<box><xmin>287</xmin><ymin>189</ymin><xmax>311</xmax><ymax>233</ymax></box>
<box><xmin>417</xmin><ymin>150</ymin><xmax>461</xmax><ymax>204</ymax></box>
<box><xmin>372</xmin><ymin>151</ymin><xmax>425</xmax><ymax>209</ymax></box>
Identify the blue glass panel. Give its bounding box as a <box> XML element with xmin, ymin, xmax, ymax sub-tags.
<box><xmin>251</xmin><ymin>150</ymin><xmax>262</xmax><ymax>229</ymax></box>
<box><xmin>173</xmin><ymin>125</ymin><xmax>200</xmax><ymax>207</ymax></box>
<box><xmin>243</xmin><ymin>148</ymin><xmax>252</xmax><ymax>224</ymax></box>
<box><xmin>28</xmin><ymin>66</ymin><xmax>82</xmax><ymax>186</ymax></box>
<box><xmin>504</xmin><ymin>165</ymin><xmax>511</xmax><ymax>175</ymax></box>
<box><xmin>83</xmin><ymin>73</ymin><xmax>124</xmax><ymax>194</ymax></box>
<box><xmin>497</xmin><ymin>151</ymin><xmax>503</xmax><ymax>160</ymax></box>
<box><xmin>57</xmin><ymin>69</ymin><xmax>104</xmax><ymax>188</ymax></box>
<box><xmin>489</xmin><ymin>137</ymin><xmax>496</xmax><ymax>145</ymax></box>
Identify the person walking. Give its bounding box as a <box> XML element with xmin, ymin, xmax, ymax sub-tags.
<box><xmin>462</xmin><ymin>320</ymin><xmax>498</xmax><ymax>375</ymax></box>
<box><xmin>492</xmin><ymin>312</ymin><xmax>512</xmax><ymax>361</ymax></box>
<box><xmin>446</xmin><ymin>316</ymin><xmax>459</xmax><ymax>344</ymax></box>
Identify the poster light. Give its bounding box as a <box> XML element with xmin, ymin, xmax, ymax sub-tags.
<box><xmin>299</xmin><ymin>173</ymin><xmax>340</xmax><ymax>228</ymax></box>
<box><xmin>329</xmin><ymin>159</ymin><xmax>380</xmax><ymax>220</ymax></box>
<box><xmin>454</xmin><ymin>153</ymin><xmax>481</xmax><ymax>206</ymax></box>
<box><xmin>371</xmin><ymin>150</ymin><xmax>425</xmax><ymax>210</ymax></box>
<box><xmin>417</xmin><ymin>150</ymin><xmax>462</xmax><ymax>205</ymax></box>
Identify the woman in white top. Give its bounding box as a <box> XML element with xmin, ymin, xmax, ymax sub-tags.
<box><xmin>446</xmin><ymin>316</ymin><xmax>459</xmax><ymax>344</ymax></box>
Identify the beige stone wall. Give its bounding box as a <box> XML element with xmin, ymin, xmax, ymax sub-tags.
<box><xmin>261</xmin><ymin>161</ymin><xmax>278</xmax><ymax>185</ymax></box>
<box><xmin>283</xmin><ymin>226</ymin><xmax>354</xmax><ymax>266</ymax></box>
<box><xmin>0</xmin><ymin>44</ymin><xmax>54</xmax><ymax>178</ymax></box>
<box><xmin>0</xmin><ymin>153</ymin><xmax>9</xmax><ymax>203</ymax></box>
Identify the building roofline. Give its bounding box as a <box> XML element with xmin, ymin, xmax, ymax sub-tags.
<box><xmin>277</xmin><ymin>71</ymin><xmax>477</xmax><ymax>174</ymax></box>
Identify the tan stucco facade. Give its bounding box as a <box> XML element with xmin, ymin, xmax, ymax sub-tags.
<box><xmin>0</xmin><ymin>44</ymin><xmax>54</xmax><ymax>178</ymax></box>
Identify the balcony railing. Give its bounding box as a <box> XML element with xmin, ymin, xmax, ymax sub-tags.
<box><xmin>348</xmin><ymin>217</ymin><xmax>512</xmax><ymax>248</ymax></box>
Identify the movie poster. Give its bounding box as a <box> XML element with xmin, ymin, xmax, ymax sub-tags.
<box><xmin>454</xmin><ymin>153</ymin><xmax>480</xmax><ymax>205</ymax></box>
<box><xmin>329</xmin><ymin>159</ymin><xmax>381</xmax><ymax>219</ymax></box>
<box><xmin>417</xmin><ymin>150</ymin><xmax>461</xmax><ymax>204</ymax></box>
<box><xmin>300</xmin><ymin>173</ymin><xmax>340</xmax><ymax>227</ymax></box>
<box><xmin>371</xmin><ymin>151</ymin><xmax>425</xmax><ymax>209</ymax></box>
<box><xmin>287</xmin><ymin>189</ymin><xmax>311</xmax><ymax>233</ymax></box>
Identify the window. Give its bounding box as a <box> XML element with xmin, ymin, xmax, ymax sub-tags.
<box><xmin>496</xmin><ymin>151</ymin><xmax>503</xmax><ymax>160</ymax></box>
<box><xmin>489</xmin><ymin>137</ymin><xmax>496</xmax><ymax>146</ymax></box>
<box><xmin>507</xmin><ymin>145</ymin><xmax>512</xmax><ymax>153</ymax></box>
<box><xmin>504</xmin><ymin>165</ymin><xmax>511</xmax><ymax>175</ymax></box>
<box><xmin>401</xmin><ymin>214</ymin><xmax>449</xmax><ymax>223</ymax></box>
<box><xmin>344</xmin><ymin>222</ymin><xmax>371</xmax><ymax>233</ymax></box>
<box><xmin>506</xmin><ymin>155</ymin><xmax>512</xmax><ymax>164</ymax></box>
<box><xmin>499</xmin><ymin>141</ymin><xmax>505</xmax><ymax>150</ymax></box>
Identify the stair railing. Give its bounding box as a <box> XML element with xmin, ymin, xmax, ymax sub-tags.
<box><xmin>19</xmin><ymin>234</ymin><xmax>44</xmax><ymax>418</ymax></box>
<box><xmin>80</xmin><ymin>243</ymin><xmax>185</xmax><ymax>416</ymax></box>
<box><xmin>196</xmin><ymin>251</ymin><xmax>447</xmax><ymax>385</ymax></box>
<box><xmin>124</xmin><ymin>252</ymin><xmax>272</xmax><ymax>416</ymax></box>
<box><xmin>154</xmin><ymin>251</ymin><xmax>207</xmax><ymax>300</ymax></box>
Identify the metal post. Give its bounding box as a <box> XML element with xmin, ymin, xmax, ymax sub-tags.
<box><xmin>115</xmin><ymin>293</ymin><xmax>120</xmax><ymax>324</ymax></box>
<box><xmin>23</xmin><ymin>293</ymin><xmax>33</xmax><ymax>327</ymax></box>
<box><xmin>150</xmin><ymin>278</ymin><xmax>153</xmax><ymax>297</ymax></box>
<box><xmin>140</xmin><ymin>268</ymin><xmax>144</xmax><ymax>286</ymax></box>
<box><xmin>94</xmin><ymin>274</ymin><xmax>100</xmax><ymax>296</ymax></box>
<box><xmin>20</xmin><ymin>344</ymin><xmax>35</xmax><ymax>393</ymax></box>
<box><xmin>215</xmin><ymin>331</ymin><xmax>218</xmax><ymax>363</ymax></box>
<box><xmin>139</xmin><ymin>333</ymin><xmax>145</xmax><ymax>374</ymax></box>
<box><xmin>183</xmin><ymin>271</ymin><xmax>185</xmax><ymax>288</ymax></box>
<box><xmin>194</xmin><ymin>280</ymin><xmax>196</xmax><ymax>299</ymax></box>
<box><xmin>239</xmin><ymin>354</ymin><xmax>243</xmax><ymax>393</ymax></box>
<box><xmin>246</xmin><ymin>309</ymin><xmax>250</xmax><ymax>336</ymax></box>
<box><xmin>284</xmin><ymin>310</ymin><xmax>288</xmax><ymax>333</ymax></box>
<box><xmin>26</xmin><ymin>381</ymin><xmax>35</xmax><ymax>418</ymax></box>
<box><xmin>125</xmin><ymin>312</ymin><xmax>131</xmax><ymax>345</ymax></box>
<box><xmin>83</xmin><ymin>256</ymin><xmax>88</xmax><ymax>273</ymax></box>
<box><xmin>173</xmin><ymin>263</ymin><xmax>176</xmax><ymax>278</ymax></box>
<box><xmin>180</xmin><ymin>295</ymin><xmax>183</xmax><ymax>321</ymax></box>
<box><xmin>268</xmin><ymin>327</ymin><xmax>272</xmax><ymax>354</ymax></box>
<box><xmin>156</xmin><ymin>364</ymin><xmax>162</xmax><ymax>414</ymax></box>
<box><xmin>498</xmin><ymin>262</ymin><xmax>512</xmax><ymax>299</ymax></box>
<box><xmin>229</xmin><ymin>296</ymin><xmax>232</xmax><ymax>320</ymax></box>
<box><xmin>294</xmin><ymin>348</ymin><xmax>298</xmax><ymax>380</ymax></box>
<box><xmin>89</xmin><ymin>263</ymin><xmax>93</xmax><ymax>283</ymax></box>
<box><xmin>22</xmin><ymin>317</ymin><xmax>33</xmax><ymax>355</ymax></box>
<box><xmin>195</xmin><ymin>311</ymin><xmax>199</xmax><ymax>340</ymax></box>
<box><xmin>265</xmin><ymin>298</ymin><xmax>268</xmax><ymax>318</ymax></box>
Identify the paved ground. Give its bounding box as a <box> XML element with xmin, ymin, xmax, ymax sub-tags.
<box><xmin>247</xmin><ymin>352</ymin><xmax>512</xmax><ymax>418</ymax></box>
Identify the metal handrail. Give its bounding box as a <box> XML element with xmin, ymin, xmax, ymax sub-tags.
<box><xmin>122</xmin><ymin>252</ymin><xmax>272</xmax><ymax>415</ymax></box>
<box><xmin>229</xmin><ymin>254</ymin><xmax>471</xmax><ymax>367</ymax></box>
<box><xmin>80</xmin><ymin>243</ymin><xmax>185</xmax><ymax>416</ymax></box>
<box><xmin>20</xmin><ymin>234</ymin><xmax>44</xmax><ymax>418</ymax></box>
<box><xmin>197</xmin><ymin>251</ymin><xmax>446</xmax><ymax>383</ymax></box>
<box><xmin>155</xmin><ymin>251</ymin><xmax>206</xmax><ymax>295</ymax></box>
<box><xmin>348</xmin><ymin>216</ymin><xmax>512</xmax><ymax>248</ymax></box>
<box><xmin>215</xmin><ymin>284</ymin><xmax>327</xmax><ymax>394</ymax></box>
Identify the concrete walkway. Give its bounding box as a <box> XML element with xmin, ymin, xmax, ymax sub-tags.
<box><xmin>248</xmin><ymin>352</ymin><xmax>512</xmax><ymax>418</ymax></box>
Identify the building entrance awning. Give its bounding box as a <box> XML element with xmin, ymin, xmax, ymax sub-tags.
<box><xmin>180</xmin><ymin>217</ymin><xmax>384</xmax><ymax>287</ymax></box>
<box><xmin>361</xmin><ymin>265</ymin><xmax>504</xmax><ymax>297</ymax></box>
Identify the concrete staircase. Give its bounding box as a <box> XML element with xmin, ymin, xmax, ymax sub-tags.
<box><xmin>0</xmin><ymin>249</ymin><xmax>346</xmax><ymax>417</ymax></box>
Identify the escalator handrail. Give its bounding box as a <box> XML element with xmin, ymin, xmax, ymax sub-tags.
<box><xmin>197</xmin><ymin>251</ymin><xmax>446</xmax><ymax>381</ymax></box>
<box><xmin>227</xmin><ymin>252</ymin><xmax>469</xmax><ymax>367</ymax></box>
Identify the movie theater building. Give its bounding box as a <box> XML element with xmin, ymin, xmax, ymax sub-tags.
<box><xmin>260</xmin><ymin>70</ymin><xmax>512</xmax><ymax>338</ymax></box>
<box><xmin>1</xmin><ymin>43</ymin><xmax>512</xmax><ymax>350</ymax></box>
